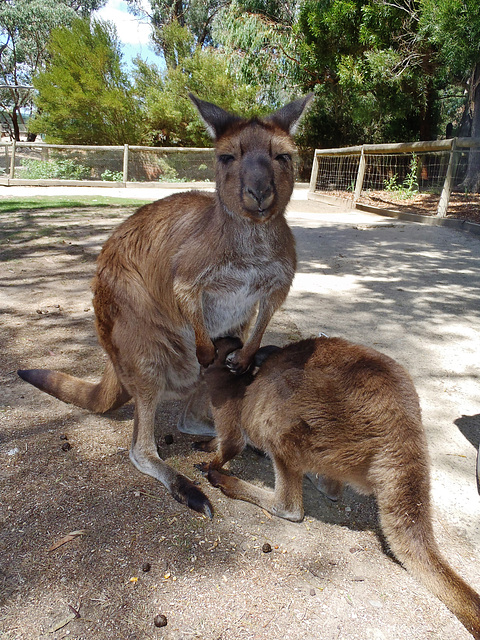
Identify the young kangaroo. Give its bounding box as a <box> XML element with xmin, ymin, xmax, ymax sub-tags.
<box><xmin>17</xmin><ymin>94</ymin><xmax>313</xmax><ymax>518</ymax></box>
<box><xmin>201</xmin><ymin>336</ymin><xmax>480</xmax><ymax>639</ymax></box>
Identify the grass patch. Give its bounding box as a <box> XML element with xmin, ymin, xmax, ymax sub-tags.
<box><xmin>0</xmin><ymin>196</ymin><xmax>151</xmax><ymax>214</ymax></box>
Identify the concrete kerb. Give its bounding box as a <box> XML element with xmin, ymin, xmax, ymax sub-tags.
<box><xmin>356</xmin><ymin>202</ymin><xmax>480</xmax><ymax>237</ymax></box>
<box><xmin>307</xmin><ymin>190</ymin><xmax>480</xmax><ymax>237</ymax></box>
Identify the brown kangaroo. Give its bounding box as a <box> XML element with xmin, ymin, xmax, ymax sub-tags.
<box><xmin>200</xmin><ymin>336</ymin><xmax>480</xmax><ymax>639</ymax></box>
<box><xmin>17</xmin><ymin>93</ymin><xmax>313</xmax><ymax>518</ymax></box>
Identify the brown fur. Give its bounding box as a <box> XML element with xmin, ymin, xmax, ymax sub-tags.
<box><xmin>203</xmin><ymin>336</ymin><xmax>480</xmax><ymax>638</ymax></box>
<box><xmin>17</xmin><ymin>94</ymin><xmax>313</xmax><ymax>517</ymax></box>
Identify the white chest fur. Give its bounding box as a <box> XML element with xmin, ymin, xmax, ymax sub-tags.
<box><xmin>202</xmin><ymin>259</ymin><xmax>289</xmax><ymax>338</ymax></box>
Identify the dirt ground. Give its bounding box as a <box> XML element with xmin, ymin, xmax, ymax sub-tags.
<box><xmin>357</xmin><ymin>190</ymin><xmax>480</xmax><ymax>224</ymax></box>
<box><xmin>1</xmin><ymin>189</ymin><xmax>479</xmax><ymax>640</ymax></box>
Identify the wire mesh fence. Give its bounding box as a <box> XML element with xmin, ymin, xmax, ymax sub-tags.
<box><xmin>0</xmin><ymin>142</ymin><xmax>216</xmax><ymax>184</ymax></box>
<box><xmin>309</xmin><ymin>139</ymin><xmax>480</xmax><ymax>223</ymax></box>
<box><xmin>313</xmin><ymin>153</ymin><xmax>360</xmax><ymax>196</ymax></box>
<box><xmin>0</xmin><ymin>141</ymin><xmax>309</xmax><ymax>186</ymax></box>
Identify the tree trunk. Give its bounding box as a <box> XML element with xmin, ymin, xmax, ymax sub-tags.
<box><xmin>11</xmin><ymin>106</ymin><xmax>20</xmax><ymax>142</ymax></box>
<box><xmin>457</xmin><ymin>62</ymin><xmax>480</xmax><ymax>192</ymax></box>
<box><xmin>419</xmin><ymin>80</ymin><xmax>436</xmax><ymax>141</ymax></box>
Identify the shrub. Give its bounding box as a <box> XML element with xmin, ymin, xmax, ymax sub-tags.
<box><xmin>101</xmin><ymin>169</ymin><xmax>123</xmax><ymax>182</ymax></box>
<box><xmin>19</xmin><ymin>158</ymin><xmax>91</xmax><ymax>180</ymax></box>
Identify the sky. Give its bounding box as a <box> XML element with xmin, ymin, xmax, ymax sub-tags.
<box><xmin>94</xmin><ymin>0</ymin><xmax>162</xmax><ymax>70</ymax></box>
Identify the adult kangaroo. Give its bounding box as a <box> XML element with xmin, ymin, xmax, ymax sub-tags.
<box><xmin>17</xmin><ymin>93</ymin><xmax>313</xmax><ymax>517</ymax></box>
<box><xmin>200</xmin><ymin>336</ymin><xmax>480</xmax><ymax>639</ymax></box>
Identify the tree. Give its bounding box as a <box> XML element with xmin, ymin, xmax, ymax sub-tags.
<box><xmin>0</xmin><ymin>0</ymin><xmax>104</xmax><ymax>141</ymax></box>
<box><xmin>133</xmin><ymin>22</ymin><xmax>262</xmax><ymax>147</ymax></box>
<box><xmin>212</xmin><ymin>1</ymin><xmax>447</xmax><ymax>149</ymax></box>
<box><xmin>419</xmin><ymin>0</ymin><xmax>480</xmax><ymax>190</ymax></box>
<box><xmin>31</xmin><ymin>18</ymin><xmax>142</xmax><ymax>144</ymax></box>
<box><xmin>126</xmin><ymin>0</ymin><xmax>229</xmax><ymax>66</ymax></box>
<box><xmin>294</xmin><ymin>0</ymin><xmax>445</xmax><ymax>147</ymax></box>
<box><xmin>210</xmin><ymin>1</ymin><xmax>302</xmax><ymax>106</ymax></box>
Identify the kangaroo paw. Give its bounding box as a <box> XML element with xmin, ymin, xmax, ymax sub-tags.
<box><xmin>194</xmin><ymin>461</ymin><xmax>210</xmax><ymax>475</ymax></box>
<box><xmin>225</xmin><ymin>350</ymin><xmax>251</xmax><ymax>375</ymax></box>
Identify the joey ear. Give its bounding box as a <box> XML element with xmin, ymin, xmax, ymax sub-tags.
<box><xmin>253</xmin><ymin>345</ymin><xmax>282</xmax><ymax>368</ymax></box>
<box><xmin>265</xmin><ymin>93</ymin><xmax>314</xmax><ymax>135</ymax></box>
<box><xmin>189</xmin><ymin>93</ymin><xmax>242</xmax><ymax>140</ymax></box>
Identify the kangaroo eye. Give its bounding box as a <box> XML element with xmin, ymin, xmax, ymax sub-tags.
<box><xmin>276</xmin><ymin>153</ymin><xmax>291</xmax><ymax>163</ymax></box>
<box><xmin>218</xmin><ymin>154</ymin><xmax>235</xmax><ymax>164</ymax></box>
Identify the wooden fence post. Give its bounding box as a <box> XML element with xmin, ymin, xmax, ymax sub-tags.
<box><xmin>436</xmin><ymin>138</ymin><xmax>457</xmax><ymax>218</ymax></box>
<box><xmin>123</xmin><ymin>144</ymin><xmax>129</xmax><ymax>184</ymax></box>
<box><xmin>353</xmin><ymin>146</ymin><xmax>366</xmax><ymax>204</ymax></box>
<box><xmin>9</xmin><ymin>139</ymin><xmax>16</xmax><ymax>180</ymax></box>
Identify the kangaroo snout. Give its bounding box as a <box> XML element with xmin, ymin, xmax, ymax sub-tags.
<box><xmin>242</xmin><ymin>152</ymin><xmax>275</xmax><ymax>215</ymax></box>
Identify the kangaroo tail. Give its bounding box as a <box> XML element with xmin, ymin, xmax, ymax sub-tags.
<box><xmin>18</xmin><ymin>359</ymin><xmax>131</xmax><ymax>413</ymax></box>
<box><xmin>377</xmin><ymin>471</ymin><xmax>480</xmax><ymax>639</ymax></box>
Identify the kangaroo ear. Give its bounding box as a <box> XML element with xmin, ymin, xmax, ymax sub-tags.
<box><xmin>265</xmin><ymin>93</ymin><xmax>314</xmax><ymax>135</ymax></box>
<box><xmin>189</xmin><ymin>93</ymin><xmax>242</xmax><ymax>140</ymax></box>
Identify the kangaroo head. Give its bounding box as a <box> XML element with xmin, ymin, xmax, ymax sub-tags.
<box><xmin>190</xmin><ymin>94</ymin><xmax>314</xmax><ymax>223</ymax></box>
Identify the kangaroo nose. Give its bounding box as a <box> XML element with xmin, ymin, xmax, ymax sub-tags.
<box><xmin>245</xmin><ymin>184</ymin><xmax>273</xmax><ymax>208</ymax></box>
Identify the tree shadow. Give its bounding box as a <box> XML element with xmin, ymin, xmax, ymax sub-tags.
<box><xmin>454</xmin><ymin>414</ymin><xmax>480</xmax><ymax>450</ymax></box>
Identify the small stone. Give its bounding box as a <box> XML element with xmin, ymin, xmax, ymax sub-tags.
<box><xmin>61</xmin><ymin>442</ymin><xmax>72</xmax><ymax>451</ymax></box>
<box><xmin>310</xmin><ymin>588</ymin><xmax>316</xmax><ymax>596</ymax></box>
<box><xmin>59</xmin><ymin>434</ymin><xmax>68</xmax><ymax>440</ymax></box>
<box><xmin>262</xmin><ymin>542</ymin><xmax>272</xmax><ymax>553</ymax></box>
<box><xmin>164</xmin><ymin>434</ymin><xmax>174</xmax><ymax>445</ymax></box>
<box><xmin>142</xmin><ymin>562</ymin><xmax>151</xmax><ymax>572</ymax></box>
<box><xmin>154</xmin><ymin>614</ymin><xmax>167</xmax><ymax>628</ymax></box>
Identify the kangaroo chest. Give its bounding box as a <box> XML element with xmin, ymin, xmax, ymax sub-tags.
<box><xmin>202</xmin><ymin>255</ymin><xmax>292</xmax><ymax>337</ymax></box>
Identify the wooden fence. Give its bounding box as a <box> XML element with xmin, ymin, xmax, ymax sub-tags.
<box><xmin>308</xmin><ymin>137</ymin><xmax>480</xmax><ymax>219</ymax></box>
<box><xmin>0</xmin><ymin>141</ymin><xmax>216</xmax><ymax>186</ymax></box>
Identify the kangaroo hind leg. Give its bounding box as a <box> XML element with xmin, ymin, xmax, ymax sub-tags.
<box><xmin>129</xmin><ymin>386</ymin><xmax>213</xmax><ymax>517</ymax></box>
<box><xmin>113</xmin><ymin>326</ymin><xmax>213</xmax><ymax>517</ymax></box>
<box><xmin>208</xmin><ymin>455</ymin><xmax>304</xmax><ymax>522</ymax></box>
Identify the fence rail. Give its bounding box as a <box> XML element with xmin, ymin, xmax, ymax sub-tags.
<box><xmin>0</xmin><ymin>141</ymin><xmax>217</xmax><ymax>186</ymax></box>
<box><xmin>308</xmin><ymin>137</ymin><xmax>480</xmax><ymax>221</ymax></box>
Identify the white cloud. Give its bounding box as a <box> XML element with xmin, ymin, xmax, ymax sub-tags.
<box><xmin>95</xmin><ymin>0</ymin><xmax>151</xmax><ymax>46</ymax></box>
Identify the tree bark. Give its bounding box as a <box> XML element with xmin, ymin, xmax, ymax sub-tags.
<box><xmin>11</xmin><ymin>106</ymin><xmax>20</xmax><ymax>142</ymax></box>
<box><xmin>419</xmin><ymin>80</ymin><xmax>436</xmax><ymax>141</ymax></box>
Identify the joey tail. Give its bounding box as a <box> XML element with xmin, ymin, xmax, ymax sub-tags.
<box><xmin>391</xmin><ymin>530</ymin><xmax>480</xmax><ymax>638</ymax></box>
<box><xmin>377</xmin><ymin>479</ymin><xmax>480</xmax><ymax>639</ymax></box>
<box><xmin>17</xmin><ymin>359</ymin><xmax>131</xmax><ymax>413</ymax></box>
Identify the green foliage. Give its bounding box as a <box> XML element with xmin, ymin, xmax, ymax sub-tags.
<box><xmin>212</xmin><ymin>1</ymin><xmax>299</xmax><ymax>105</ymax></box>
<box><xmin>0</xmin><ymin>0</ymin><xmax>105</xmax><ymax>140</ymax></box>
<box><xmin>31</xmin><ymin>18</ymin><xmax>142</xmax><ymax>145</ymax></box>
<box><xmin>155</xmin><ymin>157</ymin><xmax>179</xmax><ymax>181</ymax></box>
<box><xmin>383</xmin><ymin>154</ymin><xmax>419</xmax><ymax>199</ymax></box>
<box><xmin>101</xmin><ymin>169</ymin><xmax>124</xmax><ymax>181</ymax></box>
<box><xmin>419</xmin><ymin>0</ymin><xmax>480</xmax><ymax>78</ymax></box>
<box><xmin>133</xmin><ymin>23</ymin><xmax>261</xmax><ymax>147</ymax></box>
<box><xmin>19</xmin><ymin>158</ymin><xmax>91</xmax><ymax>180</ymax></box>
<box><xmin>127</xmin><ymin>0</ymin><xmax>228</xmax><ymax>55</ymax></box>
